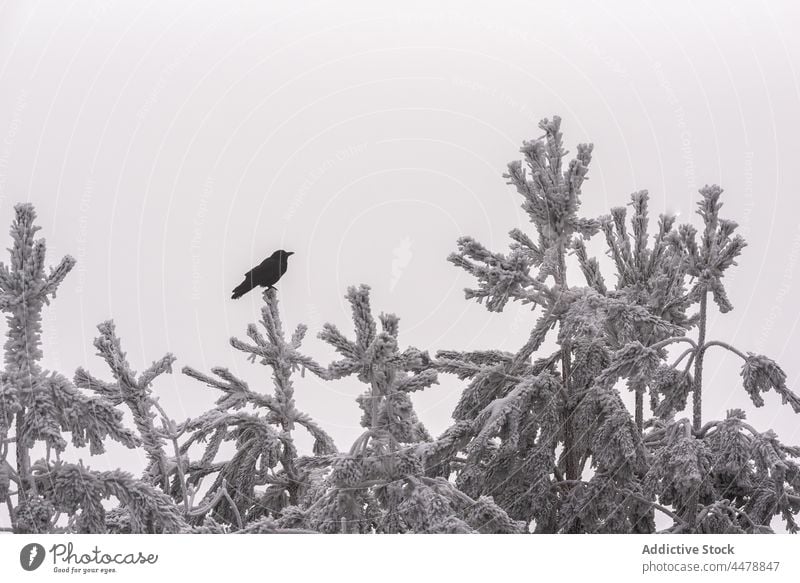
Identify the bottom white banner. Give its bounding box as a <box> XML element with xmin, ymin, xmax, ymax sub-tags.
<box><xmin>1</xmin><ymin>534</ymin><xmax>796</xmax><ymax>582</ymax></box>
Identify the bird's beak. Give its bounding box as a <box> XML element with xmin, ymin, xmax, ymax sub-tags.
<box><xmin>287</xmin><ymin>252</ymin><xmax>294</xmax><ymax>256</ymax></box>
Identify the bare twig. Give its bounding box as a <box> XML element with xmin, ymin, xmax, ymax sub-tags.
<box><xmin>700</xmin><ymin>340</ymin><xmax>747</xmax><ymax>361</ymax></box>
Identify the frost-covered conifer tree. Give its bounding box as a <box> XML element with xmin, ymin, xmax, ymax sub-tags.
<box><xmin>282</xmin><ymin>284</ymin><xmax>523</xmax><ymax>533</ymax></box>
<box><xmin>0</xmin><ymin>203</ymin><xmax>184</xmax><ymax>533</ymax></box>
<box><xmin>569</xmin><ymin>185</ymin><xmax>800</xmax><ymax>533</ymax></box>
<box><xmin>433</xmin><ymin>118</ymin><xmax>800</xmax><ymax>534</ymax></box>
<box><xmin>444</xmin><ymin>116</ymin><xmax>599</xmax><ymax>485</ymax></box>
<box><xmin>181</xmin><ymin>288</ymin><xmax>337</xmax><ymax>532</ymax></box>
<box><xmin>435</xmin><ymin>116</ymin><xmax>639</xmax><ymax>532</ymax></box>
<box><xmin>634</xmin><ymin>186</ymin><xmax>800</xmax><ymax>532</ymax></box>
<box><xmin>543</xmin><ymin>176</ymin><xmax>800</xmax><ymax>532</ymax></box>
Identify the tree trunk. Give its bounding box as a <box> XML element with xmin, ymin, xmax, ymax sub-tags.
<box><xmin>635</xmin><ymin>392</ymin><xmax>643</xmax><ymax>432</ymax></box>
<box><xmin>692</xmin><ymin>292</ymin><xmax>708</xmax><ymax>432</ymax></box>
<box><xmin>557</xmin><ymin>244</ymin><xmax>579</xmax><ymax>482</ymax></box>
<box><xmin>562</xmin><ymin>346</ymin><xmax>578</xmax><ymax>481</ymax></box>
<box><xmin>685</xmin><ymin>292</ymin><xmax>708</xmax><ymax>529</ymax></box>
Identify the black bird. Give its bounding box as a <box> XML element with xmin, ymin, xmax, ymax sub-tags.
<box><xmin>231</xmin><ymin>249</ymin><xmax>294</xmax><ymax>299</ymax></box>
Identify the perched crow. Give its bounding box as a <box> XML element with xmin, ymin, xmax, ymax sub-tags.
<box><xmin>231</xmin><ymin>249</ymin><xmax>294</xmax><ymax>299</ymax></box>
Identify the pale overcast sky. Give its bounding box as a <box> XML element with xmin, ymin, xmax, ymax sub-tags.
<box><xmin>0</xmin><ymin>0</ymin><xmax>798</xmax><ymax>481</ymax></box>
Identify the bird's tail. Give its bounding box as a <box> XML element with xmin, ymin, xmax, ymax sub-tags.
<box><xmin>231</xmin><ymin>279</ymin><xmax>254</xmax><ymax>299</ymax></box>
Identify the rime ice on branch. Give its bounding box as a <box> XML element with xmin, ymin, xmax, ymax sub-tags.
<box><xmin>590</xmin><ymin>193</ymin><xmax>692</xmax><ymax>422</ymax></box>
<box><xmin>449</xmin><ymin>116</ymin><xmax>598</xmax><ymax>312</ymax></box>
<box><xmin>74</xmin><ymin>321</ymin><xmax>178</xmax><ymax>491</ymax></box>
